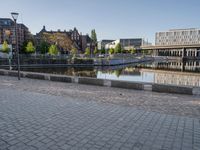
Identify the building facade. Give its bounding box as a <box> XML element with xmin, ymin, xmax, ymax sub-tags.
<box><xmin>98</xmin><ymin>40</ymin><xmax>114</xmax><ymax>50</ymax></box>
<box><xmin>35</xmin><ymin>26</ymin><xmax>93</xmax><ymax>53</ymax></box>
<box><xmin>0</xmin><ymin>18</ymin><xmax>31</xmax><ymax>53</ymax></box>
<box><xmin>105</xmin><ymin>38</ymin><xmax>149</xmax><ymax>50</ymax></box>
<box><xmin>142</xmin><ymin>28</ymin><xmax>200</xmax><ymax>58</ymax></box>
<box><xmin>155</xmin><ymin>28</ymin><xmax>200</xmax><ymax>46</ymax></box>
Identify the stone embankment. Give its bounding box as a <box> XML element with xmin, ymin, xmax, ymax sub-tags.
<box><xmin>0</xmin><ymin>69</ymin><xmax>199</xmax><ymax>95</ymax></box>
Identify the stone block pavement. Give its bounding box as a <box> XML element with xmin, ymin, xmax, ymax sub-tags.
<box><xmin>0</xmin><ymin>76</ymin><xmax>200</xmax><ymax>150</ymax></box>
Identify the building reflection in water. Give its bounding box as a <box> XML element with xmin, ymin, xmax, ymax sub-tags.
<box><xmin>137</xmin><ymin>60</ymin><xmax>200</xmax><ymax>87</ymax></box>
<box><xmin>22</xmin><ymin>60</ymin><xmax>200</xmax><ymax>87</ymax></box>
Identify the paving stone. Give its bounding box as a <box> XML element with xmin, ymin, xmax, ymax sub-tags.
<box><xmin>0</xmin><ymin>76</ymin><xmax>199</xmax><ymax>150</ymax></box>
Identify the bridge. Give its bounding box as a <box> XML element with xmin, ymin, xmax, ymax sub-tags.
<box><xmin>141</xmin><ymin>44</ymin><xmax>200</xmax><ymax>59</ymax></box>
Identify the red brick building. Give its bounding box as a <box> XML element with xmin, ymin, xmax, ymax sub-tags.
<box><xmin>0</xmin><ymin>18</ymin><xmax>31</xmax><ymax>53</ymax></box>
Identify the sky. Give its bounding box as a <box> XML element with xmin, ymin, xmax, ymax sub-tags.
<box><xmin>0</xmin><ymin>0</ymin><xmax>200</xmax><ymax>43</ymax></box>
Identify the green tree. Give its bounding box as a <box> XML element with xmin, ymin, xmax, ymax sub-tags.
<box><xmin>42</xmin><ymin>32</ymin><xmax>73</xmax><ymax>53</ymax></box>
<box><xmin>39</xmin><ymin>40</ymin><xmax>50</xmax><ymax>54</ymax></box>
<box><xmin>1</xmin><ymin>41</ymin><xmax>10</xmax><ymax>53</ymax></box>
<box><xmin>26</xmin><ymin>41</ymin><xmax>35</xmax><ymax>53</ymax></box>
<box><xmin>114</xmin><ymin>69</ymin><xmax>123</xmax><ymax>77</ymax></box>
<box><xmin>71</xmin><ymin>46</ymin><xmax>78</xmax><ymax>56</ymax></box>
<box><xmin>100</xmin><ymin>48</ymin><xmax>105</xmax><ymax>54</ymax></box>
<box><xmin>84</xmin><ymin>47</ymin><xmax>90</xmax><ymax>56</ymax></box>
<box><xmin>93</xmin><ymin>47</ymin><xmax>98</xmax><ymax>55</ymax></box>
<box><xmin>21</xmin><ymin>41</ymin><xmax>28</xmax><ymax>53</ymax></box>
<box><xmin>114</xmin><ymin>43</ymin><xmax>122</xmax><ymax>53</ymax></box>
<box><xmin>91</xmin><ymin>29</ymin><xmax>97</xmax><ymax>43</ymax></box>
<box><xmin>49</xmin><ymin>45</ymin><xmax>59</xmax><ymax>56</ymax></box>
<box><xmin>109</xmin><ymin>48</ymin><xmax>114</xmax><ymax>54</ymax></box>
<box><xmin>130</xmin><ymin>48</ymin><xmax>136</xmax><ymax>54</ymax></box>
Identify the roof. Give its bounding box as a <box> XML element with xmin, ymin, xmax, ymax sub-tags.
<box><xmin>157</xmin><ymin>28</ymin><xmax>200</xmax><ymax>33</ymax></box>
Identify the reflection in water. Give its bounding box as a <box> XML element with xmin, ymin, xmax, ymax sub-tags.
<box><xmin>152</xmin><ymin>70</ymin><xmax>200</xmax><ymax>87</ymax></box>
<box><xmin>23</xmin><ymin>67</ymin><xmax>97</xmax><ymax>77</ymax></box>
<box><xmin>22</xmin><ymin>60</ymin><xmax>200</xmax><ymax>87</ymax></box>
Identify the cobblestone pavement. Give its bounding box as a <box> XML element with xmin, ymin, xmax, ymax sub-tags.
<box><xmin>0</xmin><ymin>76</ymin><xmax>200</xmax><ymax>150</ymax></box>
<box><xmin>0</xmin><ymin>76</ymin><xmax>200</xmax><ymax>118</ymax></box>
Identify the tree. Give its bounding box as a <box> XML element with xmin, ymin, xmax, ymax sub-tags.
<box><xmin>42</xmin><ymin>32</ymin><xmax>73</xmax><ymax>53</ymax></box>
<box><xmin>114</xmin><ymin>43</ymin><xmax>122</xmax><ymax>53</ymax></box>
<box><xmin>39</xmin><ymin>40</ymin><xmax>50</xmax><ymax>54</ymax></box>
<box><xmin>114</xmin><ymin>69</ymin><xmax>123</xmax><ymax>77</ymax></box>
<box><xmin>93</xmin><ymin>47</ymin><xmax>98</xmax><ymax>55</ymax></box>
<box><xmin>130</xmin><ymin>48</ymin><xmax>136</xmax><ymax>54</ymax></box>
<box><xmin>1</xmin><ymin>41</ymin><xmax>10</xmax><ymax>53</ymax></box>
<box><xmin>84</xmin><ymin>47</ymin><xmax>90</xmax><ymax>56</ymax></box>
<box><xmin>71</xmin><ymin>46</ymin><xmax>78</xmax><ymax>56</ymax></box>
<box><xmin>21</xmin><ymin>41</ymin><xmax>28</xmax><ymax>54</ymax></box>
<box><xmin>91</xmin><ymin>29</ymin><xmax>97</xmax><ymax>43</ymax></box>
<box><xmin>109</xmin><ymin>48</ymin><xmax>114</xmax><ymax>54</ymax></box>
<box><xmin>49</xmin><ymin>45</ymin><xmax>59</xmax><ymax>56</ymax></box>
<box><xmin>101</xmin><ymin>48</ymin><xmax>105</xmax><ymax>54</ymax></box>
<box><xmin>26</xmin><ymin>41</ymin><xmax>35</xmax><ymax>53</ymax></box>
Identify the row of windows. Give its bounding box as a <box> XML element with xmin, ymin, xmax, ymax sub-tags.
<box><xmin>157</xmin><ymin>41</ymin><xmax>200</xmax><ymax>45</ymax></box>
<box><xmin>157</xmin><ymin>35</ymin><xmax>200</xmax><ymax>39</ymax></box>
<box><xmin>157</xmin><ymin>38</ymin><xmax>200</xmax><ymax>42</ymax></box>
<box><xmin>157</xmin><ymin>30</ymin><xmax>200</xmax><ymax>37</ymax></box>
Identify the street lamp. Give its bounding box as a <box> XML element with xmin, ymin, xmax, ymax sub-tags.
<box><xmin>11</xmin><ymin>12</ymin><xmax>20</xmax><ymax>80</ymax></box>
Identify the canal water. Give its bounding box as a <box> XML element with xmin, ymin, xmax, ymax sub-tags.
<box><xmin>22</xmin><ymin>60</ymin><xmax>200</xmax><ymax>87</ymax></box>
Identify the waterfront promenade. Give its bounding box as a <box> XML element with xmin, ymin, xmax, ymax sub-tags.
<box><xmin>0</xmin><ymin>76</ymin><xmax>200</xmax><ymax>150</ymax></box>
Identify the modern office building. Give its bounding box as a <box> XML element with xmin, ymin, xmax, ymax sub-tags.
<box><xmin>155</xmin><ymin>28</ymin><xmax>200</xmax><ymax>46</ymax></box>
<box><xmin>142</xmin><ymin>28</ymin><xmax>200</xmax><ymax>58</ymax></box>
<box><xmin>0</xmin><ymin>18</ymin><xmax>31</xmax><ymax>52</ymax></box>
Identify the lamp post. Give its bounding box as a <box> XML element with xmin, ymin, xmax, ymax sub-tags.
<box><xmin>11</xmin><ymin>12</ymin><xmax>20</xmax><ymax>80</ymax></box>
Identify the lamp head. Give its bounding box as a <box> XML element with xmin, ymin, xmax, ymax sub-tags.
<box><xmin>11</xmin><ymin>12</ymin><xmax>19</xmax><ymax>21</ymax></box>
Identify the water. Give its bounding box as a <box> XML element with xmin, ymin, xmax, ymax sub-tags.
<box><xmin>21</xmin><ymin>60</ymin><xmax>200</xmax><ymax>87</ymax></box>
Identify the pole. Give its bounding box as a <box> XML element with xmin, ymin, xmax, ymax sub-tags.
<box><xmin>14</xmin><ymin>19</ymin><xmax>20</xmax><ymax>80</ymax></box>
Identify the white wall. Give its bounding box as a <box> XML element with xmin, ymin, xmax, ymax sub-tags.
<box><xmin>105</xmin><ymin>40</ymin><xmax>120</xmax><ymax>50</ymax></box>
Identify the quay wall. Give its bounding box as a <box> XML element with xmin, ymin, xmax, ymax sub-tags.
<box><xmin>0</xmin><ymin>69</ymin><xmax>199</xmax><ymax>96</ymax></box>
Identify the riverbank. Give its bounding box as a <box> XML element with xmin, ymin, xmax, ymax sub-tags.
<box><xmin>0</xmin><ymin>55</ymin><xmax>154</xmax><ymax>69</ymax></box>
<box><xmin>0</xmin><ymin>68</ymin><xmax>200</xmax><ymax>96</ymax></box>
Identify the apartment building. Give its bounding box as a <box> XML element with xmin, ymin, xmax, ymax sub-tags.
<box><xmin>0</xmin><ymin>18</ymin><xmax>31</xmax><ymax>52</ymax></box>
<box><xmin>35</xmin><ymin>26</ymin><xmax>93</xmax><ymax>53</ymax></box>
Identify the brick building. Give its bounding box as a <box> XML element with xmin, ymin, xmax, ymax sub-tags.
<box><xmin>35</xmin><ymin>26</ymin><xmax>93</xmax><ymax>54</ymax></box>
<box><xmin>0</xmin><ymin>18</ymin><xmax>31</xmax><ymax>53</ymax></box>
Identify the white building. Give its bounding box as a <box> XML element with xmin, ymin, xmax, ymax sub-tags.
<box><xmin>105</xmin><ymin>38</ymin><xmax>151</xmax><ymax>50</ymax></box>
<box><xmin>155</xmin><ymin>28</ymin><xmax>200</xmax><ymax>46</ymax></box>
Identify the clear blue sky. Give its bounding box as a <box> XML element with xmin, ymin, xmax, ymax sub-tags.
<box><xmin>0</xmin><ymin>0</ymin><xmax>199</xmax><ymax>43</ymax></box>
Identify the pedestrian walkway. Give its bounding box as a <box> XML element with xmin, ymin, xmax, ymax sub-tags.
<box><xmin>0</xmin><ymin>87</ymin><xmax>200</xmax><ymax>150</ymax></box>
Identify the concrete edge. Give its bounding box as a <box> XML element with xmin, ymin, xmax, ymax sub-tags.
<box><xmin>111</xmin><ymin>80</ymin><xmax>144</xmax><ymax>90</ymax></box>
<box><xmin>0</xmin><ymin>69</ymin><xmax>198</xmax><ymax>95</ymax></box>
<box><xmin>152</xmin><ymin>84</ymin><xmax>193</xmax><ymax>95</ymax></box>
<box><xmin>50</xmin><ymin>75</ymin><xmax>72</xmax><ymax>83</ymax></box>
<box><xmin>78</xmin><ymin>77</ymin><xmax>104</xmax><ymax>86</ymax></box>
